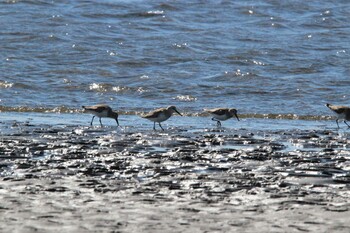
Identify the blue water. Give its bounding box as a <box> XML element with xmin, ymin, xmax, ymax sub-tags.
<box><xmin>1</xmin><ymin>0</ymin><xmax>349</xmax><ymax>118</ymax></box>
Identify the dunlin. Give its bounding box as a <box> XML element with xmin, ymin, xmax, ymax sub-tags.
<box><xmin>82</xmin><ymin>104</ymin><xmax>119</xmax><ymax>127</ymax></box>
<box><xmin>142</xmin><ymin>106</ymin><xmax>182</xmax><ymax>131</ymax></box>
<box><xmin>326</xmin><ymin>103</ymin><xmax>350</xmax><ymax>129</ymax></box>
<box><xmin>206</xmin><ymin>108</ymin><xmax>239</xmax><ymax>127</ymax></box>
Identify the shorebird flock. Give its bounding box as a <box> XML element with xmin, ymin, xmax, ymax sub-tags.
<box><xmin>82</xmin><ymin>103</ymin><xmax>350</xmax><ymax>130</ymax></box>
<box><xmin>82</xmin><ymin>104</ymin><xmax>239</xmax><ymax>130</ymax></box>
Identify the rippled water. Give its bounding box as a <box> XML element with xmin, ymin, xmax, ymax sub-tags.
<box><xmin>1</xmin><ymin>0</ymin><xmax>349</xmax><ymax>119</ymax></box>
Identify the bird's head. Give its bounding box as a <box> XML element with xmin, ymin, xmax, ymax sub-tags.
<box><xmin>167</xmin><ymin>106</ymin><xmax>182</xmax><ymax>116</ymax></box>
<box><xmin>229</xmin><ymin>108</ymin><xmax>240</xmax><ymax>121</ymax></box>
<box><xmin>111</xmin><ymin>111</ymin><xmax>119</xmax><ymax>126</ymax></box>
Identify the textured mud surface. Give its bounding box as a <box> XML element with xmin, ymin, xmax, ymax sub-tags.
<box><xmin>1</xmin><ymin>121</ymin><xmax>350</xmax><ymax>232</ymax></box>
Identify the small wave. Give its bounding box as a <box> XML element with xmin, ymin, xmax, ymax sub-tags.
<box><xmin>4</xmin><ymin>0</ymin><xmax>17</xmax><ymax>4</ymax></box>
<box><xmin>0</xmin><ymin>81</ymin><xmax>39</xmax><ymax>90</ymax></box>
<box><xmin>147</xmin><ymin>10</ymin><xmax>164</xmax><ymax>15</ymax></box>
<box><xmin>96</xmin><ymin>11</ymin><xmax>165</xmax><ymax>19</ymax></box>
<box><xmin>0</xmin><ymin>81</ymin><xmax>13</xmax><ymax>89</ymax></box>
<box><xmin>176</xmin><ymin>112</ymin><xmax>334</xmax><ymax>121</ymax></box>
<box><xmin>173</xmin><ymin>95</ymin><xmax>197</xmax><ymax>102</ymax></box>
<box><xmin>0</xmin><ymin>106</ymin><xmax>79</xmax><ymax>114</ymax></box>
<box><xmin>88</xmin><ymin>83</ymin><xmax>148</xmax><ymax>94</ymax></box>
<box><xmin>89</xmin><ymin>83</ymin><xmax>110</xmax><ymax>92</ymax></box>
<box><xmin>111</xmin><ymin>86</ymin><xmax>130</xmax><ymax>93</ymax></box>
<box><xmin>130</xmin><ymin>10</ymin><xmax>164</xmax><ymax>18</ymax></box>
<box><xmin>6</xmin><ymin>0</ymin><xmax>54</xmax><ymax>5</ymax></box>
<box><xmin>237</xmin><ymin>113</ymin><xmax>333</xmax><ymax>121</ymax></box>
<box><xmin>172</xmin><ymin>43</ymin><xmax>189</xmax><ymax>49</ymax></box>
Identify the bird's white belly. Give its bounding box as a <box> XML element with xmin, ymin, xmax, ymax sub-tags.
<box><xmin>211</xmin><ymin>114</ymin><xmax>230</xmax><ymax>121</ymax></box>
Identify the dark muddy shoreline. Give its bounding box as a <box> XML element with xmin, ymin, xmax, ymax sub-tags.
<box><xmin>1</xmin><ymin>116</ymin><xmax>350</xmax><ymax>232</ymax></box>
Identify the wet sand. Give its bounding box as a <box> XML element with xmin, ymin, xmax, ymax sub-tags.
<box><xmin>1</xmin><ymin>114</ymin><xmax>350</xmax><ymax>232</ymax></box>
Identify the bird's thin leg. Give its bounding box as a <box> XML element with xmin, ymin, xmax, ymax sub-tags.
<box><xmin>212</xmin><ymin>118</ymin><xmax>219</xmax><ymax>127</ymax></box>
<box><xmin>344</xmin><ymin>120</ymin><xmax>350</xmax><ymax>128</ymax></box>
<box><xmin>159</xmin><ymin>123</ymin><xmax>164</xmax><ymax>131</ymax></box>
<box><xmin>99</xmin><ymin>118</ymin><xmax>103</xmax><ymax>127</ymax></box>
<box><xmin>90</xmin><ymin>116</ymin><xmax>95</xmax><ymax>126</ymax></box>
<box><xmin>217</xmin><ymin>121</ymin><xmax>221</xmax><ymax>127</ymax></box>
<box><xmin>115</xmin><ymin>119</ymin><xmax>120</xmax><ymax>127</ymax></box>
<box><xmin>153</xmin><ymin>122</ymin><xmax>156</xmax><ymax>130</ymax></box>
<box><xmin>336</xmin><ymin>119</ymin><xmax>339</xmax><ymax>129</ymax></box>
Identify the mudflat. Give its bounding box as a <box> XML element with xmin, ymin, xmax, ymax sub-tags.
<box><xmin>1</xmin><ymin>121</ymin><xmax>350</xmax><ymax>232</ymax></box>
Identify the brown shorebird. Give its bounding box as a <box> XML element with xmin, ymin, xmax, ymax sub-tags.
<box><xmin>326</xmin><ymin>103</ymin><xmax>350</xmax><ymax>129</ymax></box>
<box><xmin>82</xmin><ymin>104</ymin><xmax>119</xmax><ymax>126</ymax></box>
<box><xmin>206</xmin><ymin>108</ymin><xmax>240</xmax><ymax>127</ymax></box>
<box><xmin>142</xmin><ymin>106</ymin><xmax>182</xmax><ymax>131</ymax></box>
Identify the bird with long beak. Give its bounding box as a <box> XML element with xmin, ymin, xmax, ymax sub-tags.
<box><xmin>206</xmin><ymin>108</ymin><xmax>240</xmax><ymax>127</ymax></box>
<box><xmin>82</xmin><ymin>104</ymin><xmax>119</xmax><ymax>127</ymax></box>
<box><xmin>142</xmin><ymin>106</ymin><xmax>182</xmax><ymax>131</ymax></box>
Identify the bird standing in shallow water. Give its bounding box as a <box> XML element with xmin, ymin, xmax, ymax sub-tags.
<box><xmin>326</xmin><ymin>103</ymin><xmax>350</xmax><ymax>129</ymax></box>
<box><xmin>142</xmin><ymin>106</ymin><xmax>182</xmax><ymax>131</ymax></box>
<box><xmin>206</xmin><ymin>108</ymin><xmax>240</xmax><ymax>127</ymax></box>
<box><xmin>82</xmin><ymin>105</ymin><xmax>119</xmax><ymax>127</ymax></box>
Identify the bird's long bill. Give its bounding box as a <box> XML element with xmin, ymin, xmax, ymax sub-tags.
<box><xmin>175</xmin><ymin>109</ymin><xmax>183</xmax><ymax>116</ymax></box>
<box><xmin>115</xmin><ymin>118</ymin><xmax>120</xmax><ymax>126</ymax></box>
<box><xmin>234</xmin><ymin>113</ymin><xmax>240</xmax><ymax>121</ymax></box>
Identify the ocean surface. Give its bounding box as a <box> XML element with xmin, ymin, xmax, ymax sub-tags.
<box><xmin>1</xmin><ymin>0</ymin><xmax>350</xmax><ymax>121</ymax></box>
